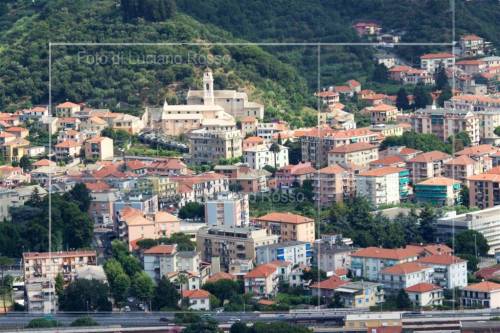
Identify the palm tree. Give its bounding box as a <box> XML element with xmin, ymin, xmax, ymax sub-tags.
<box><xmin>269</xmin><ymin>143</ymin><xmax>281</xmax><ymax>169</ymax></box>
<box><xmin>177</xmin><ymin>273</ymin><xmax>189</xmax><ymax>302</ymax></box>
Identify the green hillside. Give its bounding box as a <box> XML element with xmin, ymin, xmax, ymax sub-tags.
<box><xmin>0</xmin><ymin>0</ymin><xmax>498</xmax><ymax>127</ymax></box>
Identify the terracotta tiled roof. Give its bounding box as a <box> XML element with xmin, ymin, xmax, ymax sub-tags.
<box><xmin>330</xmin><ymin>142</ymin><xmax>377</xmax><ymax>154</ymax></box>
<box><xmin>207</xmin><ymin>272</ymin><xmax>236</xmax><ymax>283</ymax></box>
<box><xmin>182</xmin><ymin>289</ymin><xmax>211</xmax><ymax>299</ymax></box>
<box><xmin>456</xmin><ymin>144</ymin><xmax>498</xmax><ymax>156</ymax></box>
<box><xmin>381</xmin><ymin>262</ymin><xmax>429</xmax><ymax>275</ymax></box>
<box><xmin>359</xmin><ymin>166</ymin><xmax>404</xmax><ymax>177</ymax></box>
<box><xmin>310</xmin><ymin>275</ymin><xmax>348</xmax><ymax>290</ymax></box>
<box><xmin>467</xmin><ymin>173</ymin><xmax>500</xmax><ymax>182</ymax></box>
<box><xmin>255</xmin><ymin>212</ymin><xmax>314</xmax><ymax>224</ymax></box>
<box><xmin>475</xmin><ymin>264</ymin><xmax>500</xmax><ymax>280</ymax></box>
<box><xmin>367</xmin><ymin>103</ymin><xmax>397</xmax><ymax>112</ymax></box>
<box><xmin>444</xmin><ymin>155</ymin><xmax>476</xmax><ymax>166</ymax></box>
<box><xmin>405</xmin><ymin>283</ymin><xmax>442</xmax><ymax>293</ymax></box>
<box><xmin>420</xmin><ymin>52</ymin><xmax>454</xmax><ymax>59</ymax></box>
<box><xmin>461</xmin><ymin>34</ymin><xmax>482</xmax><ymax>41</ymax></box>
<box><xmin>399</xmin><ymin>147</ymin><xmax>421</xmax><ymax>155</ymax></box>
<box><xmin>408</xmin><ymin>151</ymin><xmax>451</xmax><ymax>163</ymax></box>
<box><xmin>463</xmin><ymin>281</ymin><xmax>500</xmax><ymax>293</ymax></box>
<box><xmin>244</xmin><ymin>136</ymin><xmax>264</xmax><ymax>143</ymax></box>
<box><xmin>417</xmin><ymin>254</ymin><xmax>465</xmax><ymax>265</ymax></box>
<box><xmin>417</xmin><ymin>177</ymin><xmax>460</xmax><ymax>186</ymax></box>
<box><xmin>84</xmin><ymin>181</ymin><xmax>111</xmax><ymax>192</ymax></box>
<box><xmin>352</xmin><ymin>246</ymin><xmax>420</xmax><ymax>260</ymax></box>
<box><xmin>144</xmin><ymin>245</ymin><xmax>176</xmax><ymax>255</ymax></box>
<box><xmin>55</xmin><ymin>140</ymin><xmax>81</xmax><ymax>148</ymax></box>
<box><xmin>318</xmin><ymin>164</ymin><xmax>346</xmax><ymax>175</ymax></box>
<box><xmin>316</xmin><ymin>91</ymin><xmax>339</xmax><ymax>98</ymax></box>
<box><xmin>245</xmin><ymin>263</ymin><xmax>278</xmax><ymax>278</ymax></box>
<box><xmin>57</xmin><ymin>101</ymin><xmax>80</xmax><ymax>108</ymax></box>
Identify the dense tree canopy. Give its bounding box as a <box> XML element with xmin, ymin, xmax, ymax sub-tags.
<box><xmin>59</xmin><ymin>279</ymin><xmax>112</xmax><ymax>312</ymax></box>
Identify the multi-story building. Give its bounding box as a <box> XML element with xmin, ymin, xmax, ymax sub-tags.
<box><xmin>356</xmin><ymin>167</ymin><xmax>402</xmax><ymax>206</ymax></box>
<box><xmin>467</xmin><ymin>173</ymin><xmax>500</xmax><ymax>209</ymax></box>
<box><xmin>213</xmin><ymin>164</ymin><xmax>270</xmax><ymax>193</ymax></box>
<box><xmin>406</xmin><ymin>151</ymin><xmax>452</xmax><ymax>184</ymax></box>
<box><xmin>54</xmin><ymin>140</ymin><xmax>81</xmax><ymax>161</ymax></box>
<box><xmin>313</xmin><ymin>164</ymin><xmax>354</xmax><ymax>207</ymax></box>
<box><xmin>443</xmin><ymin>155</ymin><xmax>483</xmax><ymax>183</ymax></box>
<box><xmin>116</xmin><ymin>207</ymin><xmax>180</xmax><ymax>249</ymax></box>
<box><xmin>244</xmin><ymin>263</ymin><xmax>280</xmax><ymax>297</ymax></box>
<box><xmin>84</xmin><ymin>136</ymin><xmax>114</xmax><ymax>161</ymax></box>
<box><xmin>420</xmin><ymin>53</ymin><xmax>454</xmax><ymax>73</ymax></box>
<box><xmin>416</xmin><ymin>255</ymin><xmax>467</xmax><ymax>289</ymax></box>
<box><xmin>55</xmin><ymin>101</ymin><xmax>80</xmax><ymax>117</ymax></box>
<box><xmin>461</xmin><ymin>281</ymin><xmax>500</xmax><ymax>309</ymax></box>
<box><xmin>328</xmin><ymin>142</ymin><xmax>379</xmax><ymax>168</ymax></box>
<box><xmin>196</xmin><ymin>226</ymin><xmax>279</xmax><ymax>269</ymax></box>
<box><xmin>414</xmin><ymin>177</ymin><xmax>461</xmax><ymax>206</ymax></box>
<box><xmin>275</xmin><ymin>162</ymin><xmax>315</xmax><ymax>190</ymax></box>
<box><xmin>316</xmin><ymin>90</ymin><xmax>340</xmax><ymax>106</ymax></box>
<box><xmin>188</xmin><ymin>123</ymin><xmax>243</xmax><ymax>165</ymax></box>
<box><xmin>205</xmin><ymin>192</ymin><xmax>249</xmax><ymax>228</ymax></box>
<box><xmin>300</xmin><ymin>127</ymin><xmax>379</xmax><ymax>167</ymax></box>
<box><xmin>182</xmin><ymin>289</ymin><xmax>212</xmax><ymax>311</ymax></box>
<box><xmin>243</xmin><ymin>143</ymin><xmax>289</xmax><ymax>170</ymax></box>
<box><xmin>2</xmin><ymin>138</ymin><xmax>30</xmax><ymax>163</ymax></box>
<box><xmin>410</xmin><ymin>106</ymin><xmax>480</xmax><ymax>146</ymax></box>
<box><xmin>459</xmin><ymin>34</ymin><xmax>486</xmax><ymax>57</ymax></box>
<box><xmin>25</xmin><ymin>279</ymin><xmax>56</xmax><ymax>313</ymax></box>
<box><xmin>351</xmin><ymin>246</ymin><xmax>421</xmax><ymax>280</ymax></box>
<box><xmin>436</xmin><ymin>206</ymin><xmax>500</xmax><ymax>255</ymax></box>
<box><xmin>364</xmin><ymin>104</ymin><xmax>398</xmax><ymax>124</ymax></box>
<box><xmin>23</xmin><ymin>250</ymin><xmax>97</xmax><ymax>282</ymax></box>
<box><xmin>255</xmin><ymin>241</ymin><xmax>312</xmax><ymax>266</ymax></box>
<box><xmin>333</xmin><ymin>281</ymin><xmax>384</xmax><ymax>309</ymax></box>
<box><xmin>255</xmin><ymin>121</ymin><xmax>288</xmax><ymax>140</ymax></box>
<box><xmin>143</xmin><ymin>244</ymin><xmax>177</xmax><ymax>281</ymax></box>
<box><xmin>379</xmin><ymin>262</ymin><xmax>434</xmax><ymax>291</ymax></box>
<box><xmin>405</xmin><ymin>283</ymin><xmax>444</xmax><ymax>307</ymax></box>
<box><xmin>89</xmin><ymin>190</ymin><xmax>117</xmax><ymax>228</ymax></box>
<box><xmin>313</xmin><ymin>243</ymin><xmax>354</xmax><ymax>276</ymax></box>
<box><xmin>253</xmin><ymin>212</ymin><xmax>315</xmax><ymax>243</ymax></box>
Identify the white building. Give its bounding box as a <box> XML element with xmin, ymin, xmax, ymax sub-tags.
<box><xmin>243</xmin><ymin>143</ymin><xmax>289</xmax><ymax>170</ymax></box>
<box><xmin>405</xmin><ymin>283</ymin><xmax>444</xmax><ymax>307</ymax></box>
<box><xmin>420</xmin><ymin>53</ymin><xmax>455</xmax><ymax>73</ymax></box>
<box><xmin>416</xmin><ymin>255</ymin><xmax>468</xmax><ymax>289</ymax></box>
<box><xmin>205</xmin><ymin>192</ymin><xmax>249</xmax><ymax>228</ymax></box>
<box><xmin>356</xmin><ymin>167</ymin><xmax>401</xmax><ymax>207</ymax></box>
<box><xmin>181</xmin><ymin>289</ymin><xmax>211</xmax><ymax>311</ymax></box>
<box><xmin>379</xmin><ymin>262</ymin><xmax>434</xmax><ymax>291</ymax></box>
<box><xmin>255</xmin><ymin>241</ymin><xmax>311</xmax><ymax>267</ymax></box>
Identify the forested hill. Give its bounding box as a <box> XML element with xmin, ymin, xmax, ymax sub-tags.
<box><xmin>0</xmin><ymin>0</ymin><xmax>498</xmax><ymax>124</ymax></box>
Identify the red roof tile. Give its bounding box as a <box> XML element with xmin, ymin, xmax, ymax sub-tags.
<box><xmin>405</xmin><ymin>282</ymin><xmax>442</xmax><ymax>293</ymax></box>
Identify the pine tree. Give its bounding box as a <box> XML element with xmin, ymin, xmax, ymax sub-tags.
<box><xmin>396</xmin><ymin>87</ymin><xmax>410</xmax><ymax>111</ymax></box>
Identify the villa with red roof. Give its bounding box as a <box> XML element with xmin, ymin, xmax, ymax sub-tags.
<box><xmin>56</xmin><ymin>101</ymin><xmax>81</xmax><ymax>117</ymax></box>
<box><xmin>244</xmin><ymin>263</ymin><xmax>280</xmax><ymax>297</ymax></box>
<box><xmin>405</xmin><ymin>283</ymin><xmax>443</xmax><ymax>307</ymax></box>
<box><xmin>182</xmin><ymin>289</ymin><xmax>212</xmax><ymax>311</ymax></box>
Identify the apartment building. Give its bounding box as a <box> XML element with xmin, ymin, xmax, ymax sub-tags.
<box><xmin>300</xmin><ymin>127</ymin><xmax>379</xmax><ymax>167</ymax></box>
<box><xmin>316</xmin><ymin>90</ymin><xmax>340</xmax><ymax>106</ymax></box>
<box><xmin>55</xmin><ymin>101</ymin><xmax>80</xmax><ymax>117</ymax></box>
<box><xmin>275</xmin><ymin>162</ymin><xmax>315</xmax><ymax>190</ymax></box>
<box><xmin>379</xmin><ymin>262</ymin><xmax>434</xmax><ymax>291</ymax></box>
<box><xmin>213</xmin><ymin>164</ymin><xmax>269</xmax><ymax>193</ymax></box>
<box><xmin>253</xmin><ymin>212</ymin><xmax>315</xmax><ymax>243</ymax></box>
<box><xmin>406</xmin><ymin>151</ymin><xmax>452</xmax><ymax>184</ymax></box>
<box><xmin>313</xmin><ymin>243</ymin><xmax>354</xmax><ymax>276</ymax></box>
<box><xmin>405</xmin><ymin>283</ymin><xmax>444</xmax><ymax>307</ymax></box>
<box><xmin>467</xmin><ymin>173</ymin><xmax>500</xmax><ymax>209</ymax></box>
<box><xmin>244</xmin><ymin>263</ymin><xmax>280</xmax><ymax>297</ymax></box>
<box><xmin>420</xmin><ymin>53</ymin><xmax>454</xmax><ymax>73</ymax></box>
<box><xmin>143</xmin><ymin>244</ymin><xmax>177</xmax><ymax>281</ymax></box>
<box><xmin>116</xmin><ymin>207</ymin><xmax>180</xmax><ymax>249</ymax></box>
<box><xmin>436</xmin><ymin>206</ymin><xmax>500</xmax><ymax>255</ymax></box>
<box><xmin>351</xmin><ymin>247</ymin><xmax>421</xmax><ymax>280</ymax></box>
<box><xmin>54</xmin><ymin>140</ymin><xmax>81</xmax><ymax>161</ymax></box>
<box><xmin>89</xmin><ymin>190</ymin><xmax>117</xmax><ymax>228</ymax></box>
<box><xmin>416</xmin><ymin>255</ymin><xmax>468</xmax><ymax>289</ymax></box>
<box><xmin>328</xmin><ymin>142</ymin><xmax>379</xmax><ymax>168</ymax></box>
<box><xmin>461</xmin><ymin>281</ymin><xmax>500</xmax><ymax>309</ymax></box>
<box><xmin>364</xmin><ymin>104</ymin><xmax>398</xmax><ymax>124</ymax></box>
<box><xmin>205</xmin><ymin>192</ymin><xmax>249</xmax><ymax>228</ymax></box>
<box><xmin>410</xmin><ymin>106</ymin><xmax>480</xmax><ymax>146</ymax></box>
<box><xmin>255</xmin><ymin>241</ymin><xmax>312</xmax><ymax>266</ymax></box>
<box><xmin>459</xmin><ymin>34</ymin><xmax>486</xmax><ymax>57</ymax></box>
<box><xmin>255</xmin><ymin>121</ymin><xmax>288</xmax><ymax>140</ymax></box>
<box><xmin>188</xmin><ymin>123</ymin><xmax>243</xmax><ymax>165</ymax></box>
<box><xmin>443</xmin><ymin>155</ymin><xmax>482</xmax><ymax>183</ymax></box>
<box><xmin>23</xmin><ymin>250</ymin><xmax>97</xmax><ymax>282</ymax></box>
<box><xmin>1</xmin><ymin>138</ymin><xmax>30</xmax><ymax>163</ymax></box>
<box><xmin>356</xmin><ymin>167</ymin><xmax>402</xmax><ymax>206</ymax></box>
<box><xmin>333</xmin><ymin>281</ymin><xmax>384</xmax><ymax>309</ymax></box>
<box><xmin>243</xmin><ymin>143</ymin><xmax>289</xmax><ymax>170</ymax></box>
<box><xmin>313</xmin><ymin>164</ymin><xmax>354</xmax><ymax>207</ymax></box>
<box><xmin>196</xmin><ymin>226</ymin><xmax>279</xmax><ymax>268</ymax></box>
<box><xmin>414</xmin><ymin>177</ymin><xmax>461</xmax><ymax>206</ymax></box>
<box><xmin>84</xmin><ymin>136</ymin><xmax>113</xmax><ymax>161</ymax></box>
<box><xmin>241</xmin><ymin>117</ymin><xmax>258</xmax><ymax>136</ymax></box>
<box><xmin>25</xmin><ymin>279</ymin><xmax>56</xmax><ymax>313</ymax></box>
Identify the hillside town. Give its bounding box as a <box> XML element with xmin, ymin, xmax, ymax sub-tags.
<box><xmin>2</xmin><ymin>29</ymin><xmax>500</xmax><ymax>332</ymax></box>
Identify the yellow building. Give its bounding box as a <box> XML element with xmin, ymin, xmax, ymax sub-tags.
<box><xmin>253</xmin><ymin>212</ymin><xmax>315</xmax><ymax>243</ymax></box>
<box><xmin>2</xmin><ymin>138</ymin><xmax>30</xmax><ymax>163</ymax></box>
